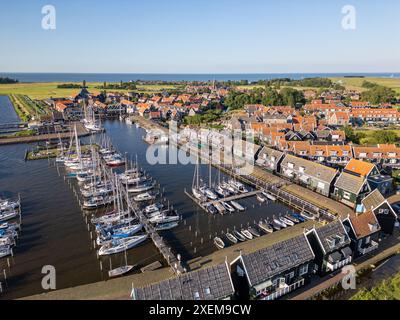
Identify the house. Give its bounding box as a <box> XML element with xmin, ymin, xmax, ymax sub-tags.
<box><xmin>344</xmin><ymin>159</ymin><xmax>393</xmax><ymax>196</ymax></box>
<box><xmin>353</xmin><ymin>144</ymin><xmax>400</xmax><ymax>169</ymax></box>
<box><xmin>232</xmin><ymin>140</ymin><xmax>261</xmax><ymax>164</ymax></box>
<box><xmin>280</xmin><ymin>154</ymin><xmax>338</xmax><ymax>197</ymax></box>
<box><xmin>342</xmin><ymin>211</ymin><xmax>381</xmax><ymax>258</ymax></box>
<box><xmin>305</xmin><ymin>221</ymin><xmax>352</xmax><ymax>275</ymax></box>
<box><xmin>256</xmin><ymin>147</ymin><xmax>284</xmax><ymax>173</ymax></box>
<box><xmin>361</xmin><ymin>189</ymin><xmax>398</xmax><ymax>235</ymax></box>
<box><xmin>231</xmin><ymin>235</ymin><xmax>315</xmax><ymax>300</ymax></box>
<box><xmin>309</xmin><ymin>145</ymin><xmax>352</xmax><ymax>166</ymax></box>
<box><xmin>333</xmin><ymin>172</ymin><xmax>371</xmax><ymax>208</ymax></box>
<box><xmin>131</xmin><ymin>262</ymin><xmax>235</xmax><ymax>300</ymax></box>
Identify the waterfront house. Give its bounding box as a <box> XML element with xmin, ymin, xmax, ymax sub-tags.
<box><xmin>342</xmin><ymin>211</ymin><xmax>381</xmax><ymax>258</ymax></box>
<box><xmin>231</xmin><ymin>235</ymin><xmax>315</xmax><ymax>300</ymax></box>
<box><xmin>361</xmin><ymin>189</ymin><xmax>398</xmax><ymax>235</ymax></box>
<box><xmin>305</xmin><ymin>221</ymin><xmax>352</xmax><ymax>275</ymax></box>
<box><xmin>280</xmin><ymin>154</ymin><xmax>338</xmax><ymax>197</ymax></box>
<box><xmin>333</xmin><ymin>172</ymin><xmax>371</xmax><ymax>208</ymax></box>
<box><xmin>131</xmin><ymin>262</ymin><xmax>235</xmax><ymax>300</ymax></box>
<box><xmin>309</xmin><ymin>144</ymin><xmax>352</xmax><ymax>166</ymax></box>
<box><xmin>256</xmin><ymin>147</ymin><xmax>284</xmax><ymax>173</ymax></box>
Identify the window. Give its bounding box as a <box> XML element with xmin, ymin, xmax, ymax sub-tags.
<box><xmin>299</xmin><ymin>264</ymin><xmax>309</xmax><ymax>276</ymax></box>
<box><xmin>299</xmin><ymin>166</ymin><xmax>305</xmax><ymax>173</ymax></box>
<box><xmin>343</xmin><ymin>191</ymin><xmax>351</xmax><ymax>200</ymax></box>
<box><xmin>288</xmin><ymin>162</ymin><xmax>294</xmax><ymax>169</ymax></box>
<box><xmin>365</xmin><ymin>236</ymin><xmax>371</xmax><ymax>244</ymax></box>
<box><xmin>288</xmin><ymin>271</ymin><xmax>295</xmax><ymax>279</ymax></box>
<box><xmin>194</xmin><ymin>291</ymin><xmax>200</xmax><ymax>300</ymax></box>
<box><xmin>204</xmin><ymin>287</ymin><xmax>211</xmax><ymax>295</ymax></box>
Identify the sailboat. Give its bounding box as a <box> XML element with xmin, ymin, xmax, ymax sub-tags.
<box><xmin>98</xmin><ymin>234</ymin><xmax>148</xmax><ymax>256</ymax></box>
<box><xmin>192</xmin><ymin>155</ymin><xmax>205</xmax><ymax>201</ymax></box>
<box><xmin>108</xmin><ymin>247</ymin><xmax>136</xmax><ymax>278</ymax></box>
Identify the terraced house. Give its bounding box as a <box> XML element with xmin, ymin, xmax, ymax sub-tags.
<box><xmin>305</xmin><ymin>221</ymin><xmax>352</xmax><ymax>275</ymax></box>
<box><xmin>131</xmin><ymin>263</ymin><xmax>235</xmax><ymax>300</ymax></box>
<box><xmin>280</xmin><ymin>154</ymin><xmax>338</xmax><ymax>197</ymax></box>
<box><xmin>353</xmin><ymin>144</ymin><xmax>400</xmax><ymax>169</ymax></box>
<box><xmin>231</xmin><ymin>235</ymin><xmax>315</xmax><ymax>300</ymax></box>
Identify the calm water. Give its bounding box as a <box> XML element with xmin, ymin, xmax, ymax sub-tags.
<box><xmin>1</xmin><ymin>72</ymin><xmax>399</xmax><ymax>83</ymax></box>
<box><xmin>0</xmin><ymin>112</ymin><xmax>293</xmax><ymax>299</ymax></box>
<box><xmin>0</xmin><ymin>96</ymin><xmax>19</xmax><ymax>124</ymax></box>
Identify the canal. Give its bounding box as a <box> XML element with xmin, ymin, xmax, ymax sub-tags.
<box><xmin>0</xmin><ymin>96</ymin><xmax>295</xmax><ymax>299</ymax></box>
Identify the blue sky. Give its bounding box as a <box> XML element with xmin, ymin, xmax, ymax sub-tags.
<box><xmin>0</xmin><ymin>0</ymin><xmax>399</xmax><ymax>73</ymax></box>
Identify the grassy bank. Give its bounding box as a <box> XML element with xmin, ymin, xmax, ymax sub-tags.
<box><xmin>351</xmin><ymin>272</ymin><xmax>400</xmax><ymax>300</ymax></box>
<box><xmin>330</xmin><ymin>77</ymin><xmax>400</xmax><ymax>94</ymax></box>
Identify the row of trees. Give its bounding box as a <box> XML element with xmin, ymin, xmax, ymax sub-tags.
<box><xmin>97</xmin><ymin>81</ymin><xmax>137</xmax><ymax>90</ymax></box>
<box><xmin>223</xmin><ymin>87</ymin><xmax>305</xmax><ymax>110</ymax></box>
<box><xmin>0</xmin><ymin>77</ymin><xmax>18</xmax><ymax>84</ymax></box>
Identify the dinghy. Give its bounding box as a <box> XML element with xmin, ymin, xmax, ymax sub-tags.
<box><xmin>230</xmin><ymin>201</ymin><xmax>245</xmax><ymax>212</ymax></box>
<box><xmin>248</xmin><ymin>226</ymin><xmax>261</xmax><ymax>237</ymax></box>
<box><xmin>225</xmin><ymin>233</ymin><xmax>238</xmax><ymax>244</ymax></box>
<box><xmin>241</xmin><ymin>229</ymin><xmax>253</xmax><ymax>240</ymax></box>
<box><xmin>233</xmin><ymin>230</ymin><xmax>246</xmax><ymax>242</ymax></box>
<box><xmin>214</xmin><ymin>237</ymin><xmax>225</xmax><ymax>249</ymax></box>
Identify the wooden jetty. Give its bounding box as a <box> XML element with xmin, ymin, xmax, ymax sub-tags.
<box><xmin>100</xmin><ymin>158</ymin><xmax>185</xmax><ymax>275</ymax></box>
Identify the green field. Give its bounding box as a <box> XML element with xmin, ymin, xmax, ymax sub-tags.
<box><xmin>236</xmin><ymin>77</ymin><xmax>400</xmax><ymax>95</ymax></box>
<box><xmin>0</xmin><ymin>82</ymin><xmax>181</xmax><ymax>99</ymax></box>
<box><xmin>330</xmin><ymin>77</ymin><xmax>400</xmax><ymax>94</ymax></box>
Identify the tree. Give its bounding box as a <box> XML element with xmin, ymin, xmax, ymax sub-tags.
<box><xmin>361</xmin><ymin>86</ymin><xmax>396</xmax><ymax>104</ymax></box>
<box><xmin>280</xmin><ymin>88</ymin><xmax>305</xmax><ymax>107</ymax></box>
<box><xmin>371</xmin><ymin>130</ymin><xmax>399</xmax><ymax>144</ymax></box>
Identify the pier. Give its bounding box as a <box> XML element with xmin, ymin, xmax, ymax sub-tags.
<box><xmin>99</xmin><ymin>157</ymin><xmax>185</xmax><ymax>275</ymax></box>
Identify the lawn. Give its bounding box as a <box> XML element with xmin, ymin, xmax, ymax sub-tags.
<box><xmin>0</xmin><ymin>82</ymin><xmax>181</xmax><ymax>99</ymax></box>
<box><xmin>354</xmin><ymin>128</ymin><xmax>400</xmax><ymax>145</ymax></box>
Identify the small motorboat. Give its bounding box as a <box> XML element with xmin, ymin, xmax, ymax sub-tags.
<box><xmin>112</xmin><ymin>224</ymin><xmax>143</xmax><ymax>238</ymax></box>
<box><xmin>229</xmin><ymin>180</ymin><xmax>248</xmax><ymax>193</ymax></box>
<box><xmin>301</xmin><ymin>211</ymin><xmax>316</xmax><ymax>220</ymax></box>
<box><xmin>258</xmin><ymin>221</ymin><xmax>273</xmax><ymax>234</ymax></box>
<box><xmin>230</xmin><ymin>201</ymin><xmax>245</xmax><ymax>212</ymax></box>
<box><xmin>206</xmin><ymin>204</ymin><xmax>217</xmax><ymax>215</ymax></box>
<box><xmin>222</xmin><ymin>202</ymin><xmax>235</xmax><ymax>213</ymax></box>
<box><xmin>280</xmin><ymin>216</ymin><xmax>295</xmax><ymax>227</ymax></box>
<box><xmin>262</xmin><ymin>191</ymin><xmax>277</xmax><ymax>202</ymax></box>
<box><xmin>233</xmin><ymin>230</ymin><xmax>246</xmax><ymax>242</ymax></box>
<box><xmin>273</xmin><ymin>218</ymin><xmax>287</xmax><ymax>228</ymax></box>
<box><xmin>285</xmin><ymin>214</ymin><xmax>299</xmax><ymax>224</ymax></box>
<box><xmin>256</xmin><ymin>194</ymin><xmax>266</xmax><ymax>203</ymax></box>
<box><xmin>241</xmin><ymin>229</ymin><xmax>253</xmax><ymax>240</ymax></box>
<box><xmin>144</xmin><ymin>203</ymin><xmax>164</xmax><ymax>214</ymax></box>
<box><xmin>155</xmin><ymin>222</ymin><xmax>179</xmax><ymax>231</ymax></box>
<box><xmin>225</xmin><ymin>232</ymin><xmax>238</xmax><ymax>244</ymax></box>
<box><xmin>248</xmin><ymin>226</ymin><xmax>261</xmax><ymax>238</ymax></box>
<box><xmin>214</xmin><ymin>237</ymin><xmax>225</xmax><ymax>249</ymax></box>
<box><xmin>134</xmin><ymin>192</ymin><xmax>157</xmax><ymax>202</ymax></box>
<box><xmin>214</xmin><ymin>202</ymin><xmax>226</xmax><ymax>215</ymax></box>
<box><xmin>292</xmin><ymin>213</ymin><xmax>305</xmax><ymax>223</ymax></box>
<box><xmin>108</xmin><ymin>265</ymin><xmax>135</xmax><ymax>278</ymax></box>
<box><xmin>0</xmin><ymin>199</ymin><xmax>20</xmax><ymax>211</ymax></box>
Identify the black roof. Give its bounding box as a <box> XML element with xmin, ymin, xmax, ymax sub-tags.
<box><xmin>132</xmin><ymin>263</ymin><xmax>234</xmax><ymax>300</ymax></box>
<box><xmin>241</xmin><ymin>235</ymin><xmax>314</xmax><ymax>286</ymax></box>
<box><xmin>315</xmin><ymin>221</ymin><xmax>350</xmax><ymax>254</ymax></box>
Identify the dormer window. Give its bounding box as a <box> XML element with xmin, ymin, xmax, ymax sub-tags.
<box><xmin>288</xmin><ymin>162</ymin><xmax>294</xmax><ymax>169</ymax></box>
<box><xmin>299</xmin><ymin>166</ymin><xmax>305</xmax><ymax>173</ymax></box>
<box><xmin>368</xmin><ymin>223</ymin><xmax>379</xmax><ymax>232</ymax></box>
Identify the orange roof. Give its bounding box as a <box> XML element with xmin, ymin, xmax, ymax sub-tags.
<box><xmin>349</xmin><ymin>211</ymin><xmax>380</xmax><ymax>238</ymax></box>
<box><xmin>344</xmin><ymin>159</ymin><xmax>375</xmax><ymax>177</ymax></box>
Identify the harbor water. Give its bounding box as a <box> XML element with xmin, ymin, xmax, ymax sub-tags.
<box><xmin>0</xmin><ymin>96</ymin><xmax>295</xmax><ymax>299</ymax></box>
